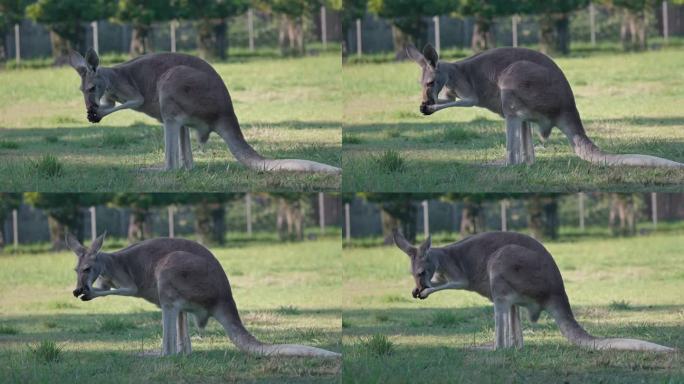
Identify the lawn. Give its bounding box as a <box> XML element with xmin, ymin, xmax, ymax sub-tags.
<box><xmin>342</xmin><ymin>231</ymin><xmax>684</xmax><ymax>383</ymax></box>
<box><xmin>0</xmin><ymin>238</ymin><xmax>341</xmax><ymax>383</ymax></box>
<box><xmin>342</xmin><ymin>49</ymin><xmax>684</xmax><ymax>192</ymax></box>
<box><xmin>0</xmin><ymin>54</ymin><xmax>341</xmax><ymax>192</ymax></box>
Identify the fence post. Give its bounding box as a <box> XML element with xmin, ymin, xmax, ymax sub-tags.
<box><xmin>170</xmin><ymin>20</ymin><xmax>177</xmax><ymax>53</ymax></box>
<box><xmin>589</xmin><ymin>3</ymin><xmax>596</xmax><ymax>46</ymax></box>
<box><xmin>578</xmin><ymin>192</ymin><xmax>585</xmax><ymax>231</ymax></box>
<box><xmin>511</xmin><ymin>15</ymin><xmax>518</xmax><ymax>47</ymax></box>
<box><xmin>356</xmin><ymin>18</ymin><xmax>362</xmax><ymax>57</ymax></box>
<box><xmin>344</xmin><ymin>203</ymin><xmax>351</xmax><ymax>243</ymax></box>
<box><xmin>651</xmin><ymin>192</ymin><xmax>658</xmax><ymax>228</ymax></box>
<box><xmin>321</xmin><ymin>6</ymin><xmax>327</xmax><ymax>49</ymax></box>
<box><xmin>91</xmin><ymin>21</ymin><xmax>99</xmax><ymax>53</ymax></box>
<box><xmin>500</xmin><ymin>200</ymin><xmax>507</xmax><ymax>231</ymax></box>
<box><xmin>248</xmin><ymin>9</ymin><xmax>255</xmax><ymax>52</ymax></box>
<box><xmin>12</xmin><ymin>209</ymin><xmax>18</xmax><ymax>250</ymax></box>
<box><xmin>318</xmin><ymin>193</ymin><xmax>325</xmax><ymax>233</ymax></box>
<box><xmin>422</xmin><ymin>200</ymin><xmax>429</xmax><ymax>238</ymax></box>
<box><xmin>433</xmin><ymin>16</ymin><xmax>441</xmax><ymax>52</ymax></box>
<box><xmin>90</xmin><ymin>206</ymin><xmax>97</xmax><ymax>241</ymax></box>
<box><xmin>662</xmin><ymin>1</ymin><xmax>669</xmax><ymax>42</ymax></box>
<box><xmin>14</xmin><ymin>23</ymin><xmax>20</xmax><ymax>64</ymax></box>
<box><xmin>245</xmin><ymin>193</ymin><xmax>253</xmax><ymax>236</ymax></box>
<box><xmin>168</xmin><ymin>206</ymin><xmax>175</xmax><ymax>238</ymax></box>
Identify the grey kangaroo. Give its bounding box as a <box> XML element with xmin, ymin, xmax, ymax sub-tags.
<box><xmin>68</xmin><ymin>233</ymin><xmax>340</xmax><ymax>358</ymax></box>
<box><xmin>393</xmin><ymin>230</ymin><xmax>675</xmax><ymax>352</ymax></box>
<box><xmin>68</xmin><ymin>48</ymin><xmax>340</xmax><ymax>173</ymax></box>
<box><xmin>407</xmin><ymin>44</ymin><xmax>683</xmax><ymax>167</ymax></box>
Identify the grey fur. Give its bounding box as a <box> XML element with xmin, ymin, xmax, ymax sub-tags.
<box><xmin>68</xmin><ymin>49</ymin><xmax>340</xmax><ymax>173</ymax></box>
<box><xmin>393</xmin><ymin>230</ymin><xmax>675</xmax><ymax>352</ymax></box>
<box><xmin>407</xmin><ymin>44</ymin><xmax>684</xmax><ymax>168</ymax></box>
<box><xmin>68</xmin><ymin>234</ymin><xmax>340</xmax><ymax>358</ymax></box>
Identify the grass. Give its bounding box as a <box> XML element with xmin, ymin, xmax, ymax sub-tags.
<box><xmin>342</xmin><ymin>231</ymin><xmax>684</xmax><ymax>383</ymax></box>
<box><xmin>0</xmin><ymin>239</ymin><xmax>341</xmax><ymax>383</ymax></box>
<box><xmin>31</xmin><ymin>154</ymin><xmax>63</xmax><ymax>178</ymax></box>
<box><xmin>342</xmin><ymin>49</ymin><xmax>684</xmax><ymax>192</ymax></box>
<box><xmin>0</xmin><ymin>54</ymin><xmax>340</xmax><ymax>192</ymax></box>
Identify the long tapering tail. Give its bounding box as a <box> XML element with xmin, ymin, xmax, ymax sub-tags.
<box><xmin>547</xmin><ymin>295</ymin><xmax>675</xmax><ymax>352</ymax></box>
<box><xmin>216</xmin><ymin>114</ymin><xmax>341</xmax><ymax>174</ymax></box>
<box><xmin>214</xmin><ymin>302</ymin><xmax>341</xmax><ymax>358</ymax></box>
<box><xmin>559</xmin><ymin>112</ymin><xmax>684</xmax><ymax>168</ymax></box>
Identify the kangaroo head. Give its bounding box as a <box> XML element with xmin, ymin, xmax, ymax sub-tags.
<box><xmin>392</xmin><ymin>229</ymin><xmax>437</xmax><ymax>298</ymax></box>
<box><xmin>406</xmin><ymin>43</ymin><xmax>447</xmax><ymax>108</ymax></box>
<box><xmin>68</xmin><ymin>48</ymin><xmax>106</xmax><ymax>112</ymax></box>
<box><xmin>67</xmin><ymin>232</ymin><xmax>106</xmax><ymax>298</ymax></box>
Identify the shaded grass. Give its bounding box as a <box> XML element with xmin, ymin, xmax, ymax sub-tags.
<box><xmin>342</xmin><ymin>50</ymin><xmax>684</xmax><ymax>192</ymax></box>
<box><xmin>342</xmin><ymin>232</ymin><xmax>684</xmax><ymax>383</ymax></box>
<box><xmin>28</xmin><ymin>340</ymin><xmax>63</xmax><ymax>363</ymax></box>
<box><xmin>0</xmin><ymin>55</ymin><xmax>341</xmax><ymax>192</ymax></box>
<box><xmin>31</xmin><ymin>154</ymin><xmax>63</xmax><ymax>178</ymax></box>
<box><xmin>373</xmin><ymin>150</ymin><xmax>405</xmax><ymax>174</ymax></box>
<box><xmin>0</xmin><ymin>239</ymin><xmax>341</xmax><ymax>382</ymax></box>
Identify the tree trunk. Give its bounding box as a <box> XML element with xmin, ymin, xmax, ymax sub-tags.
<box><xmin>214</xmin><ymin>19</ymin><xmax>228</xmax><ymax>60</ymax></box>
<box><xmin>538</xmin><ymin>14</ymin><xmax>555</xmax><ymax>55</ymax></box>
<box><xmin>127</xmin><ymin>208</ymin><xmax>151</xmax><ymax>243</ymax></box>
<box><xmin>471</xmin><ymin>16</ymin><xmax>495</xmax><ymax>52</ymax></box>
<box><xmin>277</xmin><ymin>198</ymin><xmax>304</xmax><ymax>241</ymax></box>
<box><xmin>609</xmin><ymin>194</ymin><xmax>636</xmax><ymax>236</ymax></box>
<box><xmin>194</xmin><ymin>201</ymin><xmax>226</xmax><ymax>245</ymax></box>
<box><xmin>460</xmin><ymin>201</ymin><xmax>485</xmax><ymax>236</ymax></box>
<box><xmin>49</xmin><ymin>30</ymin><xmax>72</xmax><ymax>63</ymax></box>
<box><xmin>554</xmin><ymin>14</ymin><xmax>570</xmax><ymax>55</ymax></box>
<box><xmin>527</xmin><ymin>196</ymin><xmax>559</xmax><ymax>240</ymax></box>
<box><xmin>0</xmin><ymin>213</ymin><xmax>6</xmax><ymax>248</ymax></box>
<box><xmin>392</xmin><ymin>25</ymin><xmax>412</xmax><ymax>59</ymax></box>
<box><xmin>380</xmin><ymin>210</ymin><xmax>400</xmax><ymax>245</ymax></box>
<box><xmin>0</xmin><ymin>30</ymin><xmax>7</xmax><ymax>62</ymax></box>
<box><xmin>48</xmin><ymin>216</ymin><xmax>67</xmax><ymax>251</ymax></box>
<box><xmin>130</xmin><ymin>24</ymin><xmax>151</xmax><ymax>57</ymax></box>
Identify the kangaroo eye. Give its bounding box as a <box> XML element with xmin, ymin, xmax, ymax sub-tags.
<box><xmin>87</xmin><ymin>86</ymin><xmax>96</xmax><ymax>92</ymax></box>
<box><xmin>83</xmin><ymin>267</ymin><xmax>91</xmax><ymax>272</ymax></box>
<box><xmin>426</xmin><ymin>81</ymin><xmax>435</xmax><ymax>87</ymax></box>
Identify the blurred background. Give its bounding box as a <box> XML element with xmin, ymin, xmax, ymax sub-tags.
<box><xmin>0</xmin><ymin>0</ymin><xmax>342</xmax><ymax>67</ymax></box>
<box><xmin>342</xmin><ymin>0</ymin><xmax>684</xmax><ymax>61</ymax></box>
<box><xmin>0</xmin><ymin>192</ymin><xmax>341</xmax><ymax>253</ymax></box>
<box><xmin>342</xmin><ymin>192</ymin><xmax>684</xmax><ymax>246</ymax></box>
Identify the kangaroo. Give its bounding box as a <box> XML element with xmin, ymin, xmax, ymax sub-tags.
<box><xmin>68</xmin><ymin>48</ymin><xmax>340</xmax><ymax>173</ymax></box>
<box><xmin>406</xmin><ymin>44</ymin><xmax>684</xmax><ymax>168</ymax></box>
<box><xmin>68</xmin><ymin>233</ymin><xmax>340</xmax><ymax>358</ymax></box>
<box><xmin>393</xmin><ymin>230</ymin><xmax>675</xmax><ymax>352</ymax></box>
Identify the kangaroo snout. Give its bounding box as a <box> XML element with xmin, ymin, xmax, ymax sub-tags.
<box><xmin>73</xmin><ymin>287</ymin><xmax>87</xmax><ymax>297</ymax></box>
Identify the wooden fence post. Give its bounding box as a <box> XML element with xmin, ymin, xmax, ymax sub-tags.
<box><xmin>345</xmin><ymin>203</ymin><xmax>351</xmax><ymax>243</ymax></box>
<box><xmin>168</xmin><ymin>206</ymin><xmax>175</xmax><ymax>238</ymax></box>
<box><xmin>356</xmin><ymin>18</ymin><xmax>362</xmax><ymax>57</ymax></box>
<box><xmin>422</xmin><ymin>200</ymin><xmax>429</xmax><ymax>238</ymax></box>
<box><xmin>651</xmin><ymin>192</ymin><xmax>658</xmax><ymax>228</ymax></box>
<box><xmin>512</xmin><ymin>15</ymin><xmax>518</xmax><ymax>47</ymax></box>
<box><xmin>578</xmin><ymin>192</ymin><xmax>585</xmax><ymax>231</ymax></box>
<box><xmin>663</xmin><ymin>1</ymin><xmax>669</xmax><ymax>42</ymax></box>
<box><xmin>12</xmin><ymin>209</ymin><xmax>18</xmax><ymax>250</ymax></box>
<box><xmin>500</xmin><ymin>200</ymin><xmax>507</xmax><ymax>231</ymax></box>
<box><xmin>433</xmin><ymin>16</ymin><xmax>441</xmax><ymax>52</ymax></box>
<box><xmin>248</xmin><ymin>9</ymin><xmax>255</xmax><ymax>52</ymax></box>
<box><xmin>90</xmin><ymin>206</ymin><xmax>97</xmax><ymax>241</ymax></box>
<box><xmin>318</xmin><ymin>193</ymin><xmax>325</xmax><ymax>233</ymax></box>
<box><xmin>321</xmin><ymin>6</ymin><xmax>327</xmax><ymax>49</ymax></box>
<box><xmin>170</xmin><ymin>20</ymin><xmax>177</xmax><ymax>53</ymax></box>
<box><xmin>589</xmin><ymin>3</ymin><xmax>596</xmax><ymax>46</ymax></box>
<box><xmin>14</xmin><ymin>23</ymin><xmax>20</xmax><ymax>64</ymax></box>
<box><xmin>91</xmin><ymin>21</ymin><xmax>99</xmax><ymax>53</ymax></box>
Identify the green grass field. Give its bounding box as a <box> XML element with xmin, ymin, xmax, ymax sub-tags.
<box><xmin>0</xmin><ymin>54</ymin><xmax>340</xmax><ymax>192</ymax></box>
<box><xmin>0</xmin><ymin>239</ymin><xmax>341</xmax><ymax>383</ymax></box>
<box><xmin>342</xmin><ymin>231</ymin><xmax>684</xmax><ymax>383</ymax></box>
<box><xmin>342</xmin><ymin>49</ymin><xmax>684</xmax><ymax>192</ymax></box>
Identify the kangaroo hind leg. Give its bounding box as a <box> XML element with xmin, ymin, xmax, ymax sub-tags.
<box><xmin>161</xmin><ymin>305</ymin><xmax>180</xmax><ymax>356</ymax></box>
<box><xmin>176</xmin><ymin>311</ymin><xmax>192</xmax><ymax>354</ymax></box>
<box><xmin>179</xmin><ymin>125</ymin><xmax>194</xmax><ymax>170</ymax></box>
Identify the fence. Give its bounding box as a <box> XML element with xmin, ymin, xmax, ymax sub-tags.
<box><xmin>346</xmin><ymin>2</ymin><xmax>684</xmax><ymax>56</ymax></box>
<box><xmin>3</xmin><ymin>7</ymin><xmax>341</xmax><ymax>62</ymax></box>
<box><xmin>343</xmin><ymin>193</ymin><xmax>684</xmax><ymax>240</ymax></box>
<box><xmin>1</xmin><ymin>193</ymin><xmax>341</xmax><ymax>247</ymax></box>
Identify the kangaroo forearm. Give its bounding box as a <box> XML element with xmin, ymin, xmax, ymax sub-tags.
<box><xmin>430</xmin><ymin>99</ymin><xmax>477</xmax><ymax>113</ymax></box>
<box><xmin>99</xmin><ymin>98</ymin><xmax>144</xmax><ymax>117</ymax></box>
<box><xmin>91</xmin><ymin>287</ymin><xmax>138</xmax><ymax>297</ymax></box>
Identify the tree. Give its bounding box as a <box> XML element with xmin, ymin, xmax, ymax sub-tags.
<box><xmin>369</xmin><ymin>0</ymin><xmax>456</xmax><ymax>55</ymax></box>
<box><xmin>361</xmin><ymin>193</ymin><xmax>437</xmax><ymax>244</ymax></box>
<box><xmin>0</xmin><ymin>193</ymin><xmax>22</xmax><ymax>249</ymax></box>
<box><xmin>458</xmin><ymin>0</ymin><xmax>520</xmax><ymax>52</ymax></box>
<box><xmin>190</xmin><ymin>193</ymin><xmax>243</xmax><ymax>245</ymax></box>
<box><xmin>174</xmin><ymin>0</ymin><xmax>249</xmax><ymax>60</ymax></box>
<box><xmin>27</xmin><ymin>0</ymin><xmax>114</xmax><ymax>62</ymax></box>
<box><xmin>340</xmin><ymin>0</ymin><xmax>366</xmax><ymax>56</ymax></box>
<box><xmin>526</xmin><ymin>194</ymin><xmax>560</xmax><ymax>240</ymax></box>
<box><xmin>115</xmin><ymin>0</ymin><xmax>173</xmax><ymax>56</ymax></box>
<box><xmin>0</xmin><ymin>0</ymin><xmax>26</xmax><ymax>62</ymax></box>
<box><xmin>265</xmin><ymin>0</ymin><xmax>319</xmax><ymax>55</ymax></box>
<box><xmin>610</xmin><ymin>0</ymin><xmax>656</xmax><ymax>51</ymax></box>
<box><xmin>24</xmin><ymin>193</ymin><xmax>110</xmax><ymax>250</ymax></box>
<box><xmin>520</xmin><ymin>0</ymin><xmax>589</xmax><ymax>55</ymax></box>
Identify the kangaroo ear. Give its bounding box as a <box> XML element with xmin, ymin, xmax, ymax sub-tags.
<box><xmin>405</xmin><ymin>44</ymin><xmax>428</xmax><ymax>68</ymax></box>
<box><xmin>422</xmin><ymin>44</ymin><xmax>438</xmax><ymax>68</ymax></box>
<box><xmin>68</xmin><ymin>50</ymin><xmax>87</xmax><ymax>77</ymax></box>
<box><xmin>85</xmin><ymin>48</ymin><xmax>99</xmax><ymax>71</ymax></box>
<box><xmin>89</xmin><ymin>231</ymin><xmax>106</xmax><ymax>254</ymax></box>
<box><xmin>419</xmin><ymin>235</ymin><xmax>431</xmax><ymax>254</ymax></box>
<box><xmin>66</xmin><ymin>233</ymin><xmax>86</xmax><ymax>256</ymax></box>
<box><xmin>393</xmin><ymin>229</ymin><xmax>416</xmax><ymax>256</ymax></box>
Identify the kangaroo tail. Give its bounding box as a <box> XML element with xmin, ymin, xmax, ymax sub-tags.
<box><xmin>215</xmin><ymin>114</ymin><xmax>340</xmax><ymax>174</ymax></box>
<box><xmin>559</xmin><ymin>112</ymin><xmax>684</xmax><ymax>168</ymax></box>
<box><xmin>213</xmin><ymin>301</ymin><xmax>340</xmax><ymax>358</ymax></box>
<box><xmin>546</xmin><ymin>294</ymin><xmax>675</xmax><ymax>352</ymax></box>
